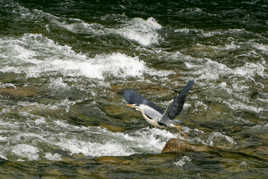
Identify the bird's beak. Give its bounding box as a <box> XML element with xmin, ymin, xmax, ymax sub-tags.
<box><xmin>126</xmin><ymin>104</ymin><xmax>138</xmax><ymax>111</ymax></box>
<box><xmin>126</xmin><ymin>104</ymin><xmax>135</xmax><ymax>108</ymax></box>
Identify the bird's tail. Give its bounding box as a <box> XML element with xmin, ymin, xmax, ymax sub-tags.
<box><xmin>179</xmin><ymin>80</ymin><xmax>194</xmax><ymax>97</ymax></box>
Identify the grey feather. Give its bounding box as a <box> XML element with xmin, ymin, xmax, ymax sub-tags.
<box><xmin>160</xmin><ymin>80</ymin><xmax>194</xmax><ymax>124</ymax></box>
<box><xmin>121</xmin><ymin>89</ymin><xmax>164</xmax><ymax>113</ymax></box>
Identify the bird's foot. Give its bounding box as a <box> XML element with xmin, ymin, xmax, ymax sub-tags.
<box><xmin>175</xmin><ymin>126</ymin><xmax>187</xmax><ymax>139</ymax></box>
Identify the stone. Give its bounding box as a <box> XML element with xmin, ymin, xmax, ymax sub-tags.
<box><xmin>96</xmin><ymin>156</ymin><xmax>124</xmax><ymax>164</ymax></box>
<box><xmin>256</xmin><ymin>146</ymin><xmax>268</xmax><ymax>160</ymax></box>
<box><xmin>0</xmin><ymin>87</ymin><xmax>36</xmax><ymax>97</ymax></box>
<box><xmin>100</xmin><ymin>123</ymin><xmax>125</xmax><ymax>132</ymax></box>
<box><xmin>162</xmin><ymin>138</ymin><xmax>210</xmax><ymax>154</ymax></box>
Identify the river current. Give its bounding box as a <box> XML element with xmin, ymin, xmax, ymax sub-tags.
<box><xmin>0</xmin><ymin>0</ymin><xmax>268</xmax><ymax>178</ymax></box>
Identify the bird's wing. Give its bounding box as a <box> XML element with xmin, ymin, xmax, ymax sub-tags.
<box><xmin>121</xmin><ymin>89</ymin><xmax>164</xmax><ymax>114</ymax></box>
<box><xmin>160</xmin><ymin>80</ymin><xmax>194</xmax><ymax>122</ymax></box>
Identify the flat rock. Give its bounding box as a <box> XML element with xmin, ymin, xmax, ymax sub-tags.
<box><xmin>100</xmin><ymin>123</ymin><xmax>125</xmax><ymax>132</ymax></box>
<box><xmin>0</xmin><ymin>87</ymin><xmax>36</xmax><ymax>97</ymax></box>
<box><xmin>96</xmin><ymin>156</ymin><xmax>130</xmax><ymax>165</ymax></box>
<box><xmin>162</xmin><ymin>138</ymin><xmax>210</xmax><ymax>154</ymax></box>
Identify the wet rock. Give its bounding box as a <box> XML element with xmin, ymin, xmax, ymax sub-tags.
<box><xmin>100</xmin><ymin>123</ymin><xmax>125</xmax><ymax>132</ymax></box>
<box><xmin>0</xmin><ymin>175</ymin><xmax>13</xmax><ymax>179</ymax></box>
<box><xmin>96</xmin><ymin>156</ymin><xmax>130</xmax><ymax>165</ymax></box>
<box><xmin>0</xmin><ymin>87</ymin><xmax>36</xmax><ymax>97</ymax></box>
<box><xmin>256</xmin><ymin>146</ymin><xmax>268</xmax><ymax>160</ymax></box>
<box><xmin>68</xmin><ymin>103</ymin><xmax>107</xmax><ymax>126</ymax></box>
<box><xmin>41</xmin><ymin>169</ymin><xmax>64</xmax><ymax>179</ymax></box>
<box><xmin>140</xmin><ymin>154</ymin><xmax>176</xmax><ymax>165</ymax></box>
<box><xmin>162</xmin><ymin>138</ymin><xmax>211</xmax><ymax>154</ymax></box>
<box><xmin>77</xmin><ymin>169</ymin><xmax>109</xmax><ymax>179</ymax></box>
<box><xmin>100</xmin><ymin>103</ymin><xmax>137</xmax><ymax>119</ymax></box>
<box><xmin>239</xmin><ymin>161</ymin><xmax>248</xmax><ymax>169</ymax></box>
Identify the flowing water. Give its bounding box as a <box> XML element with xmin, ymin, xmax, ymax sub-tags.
<box><xmin>0</xmin><ymin>0</ymin><xmax>268</xmax><ymax>178</ymax></box>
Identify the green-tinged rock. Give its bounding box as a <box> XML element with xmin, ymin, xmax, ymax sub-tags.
<box><xmin>0</xmin><ymin>87</ymin><xmax>37</xmax><ymax>97</ymax></box>
<box><xmin>96</xmin><ymin>156</ymin><xmax>125</xmax><ymax>164</ymax></box>
<box><xmin>162</xmin><ymin>138</ymin><xmax>211</xmax><ymax>154</ymax></box>
<box><xmin>41</xmin><ymin>169</ymin><xmax>63</xmax><ymax>177</ymax></box>
<box><xmin>99</xmin><ymin>123</ymin><xmax>125</xmax><ymax>132</ymax></box>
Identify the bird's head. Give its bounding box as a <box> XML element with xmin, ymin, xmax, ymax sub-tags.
<box><xmin>126</xmin><ymin>104</ymin><xmax>142</xmax><ymax>112</ymax></box>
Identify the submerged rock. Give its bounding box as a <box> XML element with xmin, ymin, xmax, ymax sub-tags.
<box><xmin>162</xmin><ymin>138</ymin><xmax>211</xmax><ymax>154</ymax></box>
<box><xmin>100</xmin><ymin>123</ymin><xmax>125</xmax><ymax>132</ymax></box>
<box><xmin>163</xmin><ymin>138</ymin><xmax>268</xmax><ymax>167</ymax></box>
<box><xmin>0</xmin><ymin>87</ymin><xmax>36</xmax><ymax>97</ymax></box>
<box><xmin>96</xmin><ymin>156</ymin><xmax>131</xmax><ymax>165</ymax></box>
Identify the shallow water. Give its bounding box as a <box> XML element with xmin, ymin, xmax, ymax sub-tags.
<box><xmin>0</xmin><ymin>0</ymin><xmax>268</xmax><ymax>178</ymax></box>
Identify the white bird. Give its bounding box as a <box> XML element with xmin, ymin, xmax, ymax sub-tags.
<box><xmin>121</xmin><ymin>80</ymin><xmax>194</xmax><ymax>136</ymax></box>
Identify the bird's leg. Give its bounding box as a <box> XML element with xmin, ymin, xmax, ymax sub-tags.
<box><xmin>175</xmin><ymin>125</ymin><xmax>187</xmax><ymax>139</ymax></box>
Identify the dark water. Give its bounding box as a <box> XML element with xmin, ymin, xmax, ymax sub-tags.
<box><xmin>0</xmin><ymin>0</ymin><xmax>268</xmax><ymax>178</ymax></box>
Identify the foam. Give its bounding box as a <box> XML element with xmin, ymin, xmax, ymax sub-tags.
<box><xmin>12</xmin><ymin>144</ymin><xmax>39</xmax><ymax>161</ymax></box>
<box><xmin>186</xmin><ymin>131</ymin><xmax>236</xmax><ymax>148</ymax></box>
<box><xmin>49</xmin><ymin>77</ymin><xmax>70</xmax><ymax>89</ymax></box>
<box><xmin>57</xmin><ymin>138</ymin><xmax>135</xmax><ymax>157</ymax></box>
<box><xmin>51</xmin><ymin>17</ymin><xmax>106</xmax><ymax>35</ymax></box>
<box><xmin>0</xmin><ymin>120</ymin><xmax>174</xmax><ymax>158</ymax></box>
<box><xmin>233</xmin><ymin>62</ymin><xmax>266</xmax><ymax>79</ymax></box>
<box><xmin>34</xmin><ymin>118</ymin><xmax>46</xmax><ymax>125</ymax></box>
<box><xmin>202</xmin><ymin>28</ymin><xmax>244</xmax><ymax>37</ymax></box>
<box><xmin>0</xmin><ymin>136</ymin><xmax>8</xmax><ymax>142</ymax></box>
<box><xmin>17</xmin><ymin>101</ymin><xmax>58</xmax><ymax>111</ymax></box>
<box><xmin>185</xmin><ymin>58</ymin><xmax>231</xmax><ymax>81</ymax></box>
<box><xmin>0</xmin><ymin>154</ymin><xmax>7</xmax><ymax>160</ymax></box>
<box><xmin>224</xmin><ymin>41</ymin><xmax>241</xmax><ymax>50</ymax></box>
<box><xmin>52</xmin><ymin>16</ymin><xmax>162</xmax><ymax>46</ymax></box>
<box><xmin>114</xmin><ymin>17</ymin><xmax>162</xmax><ymax>46</ymax></box>
<box><xmin>0</xmin><ymin>34</ymin><xmax>172</xmax><ymax>80</ymax></box>
<box><xmin>44</xmin><ymin>153</ymin><xmax>62</xmax><ymax>161</ymax></box>
<box><xmin>219</xmin><ymin>82</ymin><xmax>233</xmax><ymax>94</ymax></box>
<box><xmin>193</xmin><ymin>101</ymin><xmax>208</xmax><ymax>112</ymax></box>
<box><xmin>117</xmin><ymin>127</ymin><xmax>177</xmax><ymax>152</ymax></box>
<box><xmin>0</xmin><ymin>103</ymin><xmax>236</xmax><ymax>160</ymax></box>
<box><xmin>0</xmin><ymin>82</ymin><xmax>16</xmax><ymax>89</ymax></box>
<box><xmin>174</xmin><ymin>28</ymin><xmax>201</xmax><ymax>34</ymax></box>
<box><xmin>223</xmin><ymin>100</ymin><xmax>263</xmax><ymax>113</ymax></box>
<box><xmin>184</xmin><ymin>55</ymin><xmax>267</xmax><ymax>113</ymax></box>
<box><xmin>253</xmin><ymin>43</ymin><xmax>268</xmax><ymax>54</ymax></box>
<box><xmin>185</xmin><ymin>56</ymin><xmax>266</xmax><ymax>81</ymax></box>
<box><xmin>54</xmin><ymin>125</ymin><xmax>176</xmax><ymax>157</ymax></box>
<box><xmin>207</xmin><ymin>132</ymin><xmax>236</xmax><ymax>146</ymax></box>
<box><xmin>17</xmin><ymin>99</ymin><xmax>77</xmax><ymax>114</ymax></box>
<box><xmin>185</xmin><ymin>56</ymin><xmax>266</xmax><ymax>114</ymax></box>
<box><xmin>174</xmin><ymin>28</ymin><xmax>245</xmax><ymax>38</ymax></box>
<box><xmin>174</xmin><ymin>156</ymin><xmax>192</xmax><ymax>167</ymax></box>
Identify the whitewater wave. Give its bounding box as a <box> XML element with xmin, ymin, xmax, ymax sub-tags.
<box><xmin>52</xmin><ymin>16</ymin><xmax>162</xmax><ymax>46</ymax></box>
<box><xmin>0</xmin><ymin>34</ymin><xmax>173</xmax><ymax>80</ymax></box>
<box><xmin>0</xmin><ymin>113</ymin><xmax>177</xmax><ymax>160</ymax></box>
<box><xmin>14</xmin><ymin>4</ymin><xmax>163</xmax><ymax>47</ymax></box>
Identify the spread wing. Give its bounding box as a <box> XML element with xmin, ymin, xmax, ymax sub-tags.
<box><xmin>121</xmin><ymin>89</ymin><xmax>164</xmax><ymax>114</ymax></box>
<box><xmin>161</xmin><ymin>80</ymin><xmax>194</xmax><ymax>122</ymax></box>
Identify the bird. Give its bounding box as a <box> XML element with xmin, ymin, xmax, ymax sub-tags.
<box><xmin>121</xmin><ymin>80</ymin><xmax>194</xmax><ymax>137</ymax></box>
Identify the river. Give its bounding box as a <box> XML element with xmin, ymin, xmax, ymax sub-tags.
<box><xmin>0</xmin><ymin>0</ymin><xmax>268</xmax><ymax>178</ymax></box>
